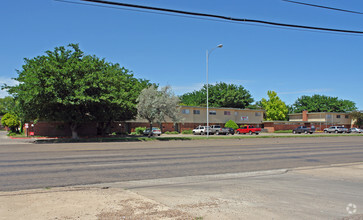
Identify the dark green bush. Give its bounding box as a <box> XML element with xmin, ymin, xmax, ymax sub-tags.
<box><xmin>130</xmin><ymin>131</ymin><xmax>139</xmax><ymax>135</ymax></box>
<box><xmin>135</xmin><ymin>127</ymin><xmax>146</xmax><ymax>135</ymax></box>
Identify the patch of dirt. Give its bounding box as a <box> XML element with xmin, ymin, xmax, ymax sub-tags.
<box><xmin>97</xmin><ymin>198</ymin><xmax>192</xmax><ymax>220</ymax></box>
<box><xmin>0</xmin><ymin>187</ymin><xmax>193</xmax><ymax>220</ymax></box>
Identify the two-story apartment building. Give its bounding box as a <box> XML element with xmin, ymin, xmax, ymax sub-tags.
<box><xmin>128</xmin><ymin>106</ymin><xmax>265</xmax><ymax>132</ymax></box>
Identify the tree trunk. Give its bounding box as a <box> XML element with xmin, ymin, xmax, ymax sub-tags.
<box><xmin>70</xmin><ymin>123</ymin><xmax>79</xmax><ymax>139</ymax></box>
<box><xmin>148</xmin><ymin>122</ymin><xmax>153</xmax><ymax>138</ymax></box>
<box><xmin>105</xmin><ymin>121</ymin><xmax>111</xmax><ymax>135</ymax></box>
<box><xmin>99</xmin><ymin>122</ymin><xmax>107</xmax><ymax>136</ymax></box>
<box><xmin>20</xmin><ymin>121</ymin><xmax>24</xmax><ymax>133</ymax></box>
<box><xmin>158</xmin><ymin>122</ymin><xmax>163</xmax><ymax>133</ymax></box>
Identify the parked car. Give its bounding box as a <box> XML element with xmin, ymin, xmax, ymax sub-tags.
<box><xmin>323</xmin><ymin>126</ymin><xmax>348</xmax><ymax>133</ymax></box>
<box><xmin>292</xmin><ymin>126</ymin><xmax>315</xmax><ymax>134</ymax></box>
<box><xmin>143</xmin><ymin>127</ymin><xmax>161</xmax><ymax>136</ymax></box>
<box><xmin>226</xmin><ymin>127</ymin><xmax>235</xmax><ymax>135</ymax></box>
<box><xmin>192</xmin><ymin>125</ymin><xmax>213</xmax><ymax>135</ymax></box>
<box><xmin>236</xmin><ymin>125</ymin><xmax>261</xmax><ymax>135</ymax></box>
<box><xmin>210</xmin><ymin>125</ymin><xmax>230</xmax><ymax>135</ymax></box>
<box><xmin>348</xmin><ymin>128</ymin><xmax>362</xmax><ymax>133</ymax></box>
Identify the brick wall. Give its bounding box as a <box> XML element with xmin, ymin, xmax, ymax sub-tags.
<box><xmin>302</xmin><ymin>110</ymin><xmax>308</xmax><ymax>121</ymax></box>
<box><xmin>30</xmin><ymin>121</ymin><xmax>97</xmax><ymax>137</ymax></box>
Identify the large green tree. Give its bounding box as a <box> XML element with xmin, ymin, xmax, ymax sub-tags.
<box><xmin>350</xmin><ymin>111</ymin><xmax>363</xmax><ymax>128</ymax></box>
<box><xmin>3</xmin><ymin>44</ymin><xmax>149</xmax><ymax>138</ymax></box>
<box><xmin>0</xmin><ymin>96</ymin><xmax>15</xmax><ymax>115</ymax></box>
<box><xmin>261</xmin><ymin>91</ymin><xmax>289</xmax><ymax>121</ymax></box>
<box><xmin>180</xmin><ymin>82</ymin><xmax>254</xmax><ymax>109</ymax></box>
<box><xmin>292</xmin><ymin>95</ymin><xmax>357</xmax><ymax>113</ymax></box>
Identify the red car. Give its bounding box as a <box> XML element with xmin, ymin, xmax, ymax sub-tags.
<box><xmin>236</xmin><ymin>125</ymin><xmax>261</xmax><ymax>135</ymax></box>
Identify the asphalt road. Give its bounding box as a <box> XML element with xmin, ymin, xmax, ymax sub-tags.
<box><xmin>0</xmin><ymin>135</ymin><xmax>362</xmax><ymax>191</ymax></box>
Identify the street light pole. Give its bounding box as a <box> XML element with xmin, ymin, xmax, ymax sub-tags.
<box><xmin>206</xmin><ymin>44</ymin><xmax>223</xmax><ymax>138</ymax></box>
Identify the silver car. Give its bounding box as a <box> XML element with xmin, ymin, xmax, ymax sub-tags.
<box><xmin>143</xmin><ymin>127</ymin><xmax>161</xmax><ymax>136</ymax></box>
<box><xmin>192</xmin><ymin>125</ymin><xmax>213</xmax><ymax>135</ymax></box>
<box><xmin>348</xmin><ymin>128</ymin><xmax>362</xmax><ymax>133</ymax></box>
<box><xmin>324</xmin><ymin>126</ymin><xmax>348</xmax><ymax>133</ymax></box>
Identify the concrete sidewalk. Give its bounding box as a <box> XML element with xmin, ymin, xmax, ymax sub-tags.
<box><xmin>0</xmin><ymin>131</ymin><xmax>33</xmax><ymax>145</ymax></box>
<box><xmin>1</xmin><ymin>163</ymin><xmax>362</xmax><ymax>220</ymax></box>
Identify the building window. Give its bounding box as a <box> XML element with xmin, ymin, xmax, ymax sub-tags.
<box><xmin>224</xmin><ymin>111</ymin><xmax>231</xmax><ymax>115</ymax></box>
<box><xmin>327</xmin><ymin>115</ymin><xmax>332</xmax><ymax>119</ymax></box>
<box><xmin>337</xmin><ymin>115</ymin><xmax>341</xmax><ymax>118</ymax></box>
<box><xmin>193</xmin><ymin>110</ymin><xmax>200</xmax><ymax>115</ymax></box>
<box><xmin>209</xmin><ymin>111</ymin><xmax>216</xmax><ymax>115</ymax></box>
<box><xmin>255</xmin><ymin>112</ymin><xmax>261</xmax><ymax>117</ymax></box>
<box><xmin>345</xmin><ymin>115</ymin><xmax>349</xmax><ymax>119</ymax></box>
<box><xmin>182</xmin><ymin>109</ymin><xmax>190</xmax><ymax>114</ymax></box>
<box><xmin>235</xmin><ymin>112</ymin><xmax>238</xmax><ymax>116</ymax></box>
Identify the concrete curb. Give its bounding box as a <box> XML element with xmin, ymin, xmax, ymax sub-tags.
<box><xmin>291</xmin><ymin>162</ymin><xmax>363</xmax><ymax>171</ymax></box>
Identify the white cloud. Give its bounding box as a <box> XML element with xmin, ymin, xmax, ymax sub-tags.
<box><xmin>0</xmin><ymin>77</ymin><xmax>18</xmax><ymax>98</ymax></box>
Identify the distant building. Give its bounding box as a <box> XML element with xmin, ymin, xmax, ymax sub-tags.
<box><xmin>263</xmin><ymin>110</ymin><xmax>353</xmax><ymax>132</ymax></box>
<box><xmin>289</xmin><ymin>110</ymin><xmax>351</xmax><ymax>127</ymax></box>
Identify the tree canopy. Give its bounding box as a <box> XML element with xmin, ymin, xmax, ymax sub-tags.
<box><xmin>292</xmin><ymin>94</ymin><xmax>357</xmax><ymax>113</ymax></box>
<box><xmin>350</xmin><ymin>111</ymin><xmax>363</xmax><ymax>128</ymax></box>
<box><xmin>180</xmin><ymin>82</ymin><xmax>254</xmax><ymax>109</ymax></box>
<box><xmin>261</xmin><ymin>91</ymin><xmax>289</xmax><ymax>121</ymax></box>
<box><xmin>0</xmin><ymin>96</ymin><xmax>15</xmax><ymax>115</ymax></box>
<box><xmin>3</xmin><ymin>44</ymin><xmax>150</xmax><ymax>138</ymax></box>
<box><xmin>137</xmin><ymin>85</ymin><xmax>182</xmax><ymax>136</ymax></box>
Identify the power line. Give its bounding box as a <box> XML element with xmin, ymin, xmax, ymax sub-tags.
<box><xmin>282</xmin><ymin>0</ymin><xmax>363</xmax><ymax>15</ymax></box>
<box><xmin>55</xmin><ymin>0</ymin><xmax>360</xmax><ymax>37</ymax></box>
<box><xmin>56</xmin><ymin>0</ymin><xmax>363</xmax><ymax>35</ymax></box>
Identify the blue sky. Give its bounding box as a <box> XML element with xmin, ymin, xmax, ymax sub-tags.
<box><xmin>1</xmin><ymin>0</ymin><xmax>363</xmax><ymax>109</ymax></box>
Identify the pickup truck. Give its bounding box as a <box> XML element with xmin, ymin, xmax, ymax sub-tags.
<box><xmin>210</xmin><ymin>125</ymin><xmax>231</xmax><ymax>135</ymax></box>
<box><xmin>324</xmin><ymin>126</ymin><xmax>348</xmax><ymax>133</ymax></box>
<box><xmin>292</xmin><ymin>126</ymin><xmax>315</xmax><ymax>134</ymax></box>
<box><xmin>236</xmin><ymin>125</ymin><xmax>261</xmax><ymax>135</ymax></box>
<box><xmin>192</xmin><ymin>125</ymin><xmax>213</xmax><ymax>135</ymax></box>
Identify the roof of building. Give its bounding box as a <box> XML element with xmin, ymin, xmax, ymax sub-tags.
<box><xmin>288</xmin><ymin>112</ymin><xmax>350</xmax><ymax>116</ymax></box>
<box><xmin>180</xmin><ymin>105</ymin><xmax>265</xmax><ymax>112</ymax></box>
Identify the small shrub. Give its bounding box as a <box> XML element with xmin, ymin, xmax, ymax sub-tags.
<box><xmin>7</xmin><ymin>131</ymin><xmax>22</xmax><ymax>136</ymax></box>
<box><xmin>135</xmin><ymin>127</ymin><xmax>146</xmax><ymax>135</ymax></box>
<box><xmin>1</xmin><ymin>113</ymin><xmax>20</xmax><ymax>132</ymax></box>
<box><xmin>164</xmin><ymin>131</ymin><xmax>179</xmax><ymax>134</ymax></box>
<box><xmin>182</xmin><ymin>129</ymin><xmax>193</xmax><ymax>134</ymax></box>
<box><xmin>225</xmin><ymin>120</ymin><xmax>239</xmax><ymax>130</ymax></box>
<box><xmin>130</xmin><ymin>131</ymin><xmax>139</xmax><ymax>136</ymax></box>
